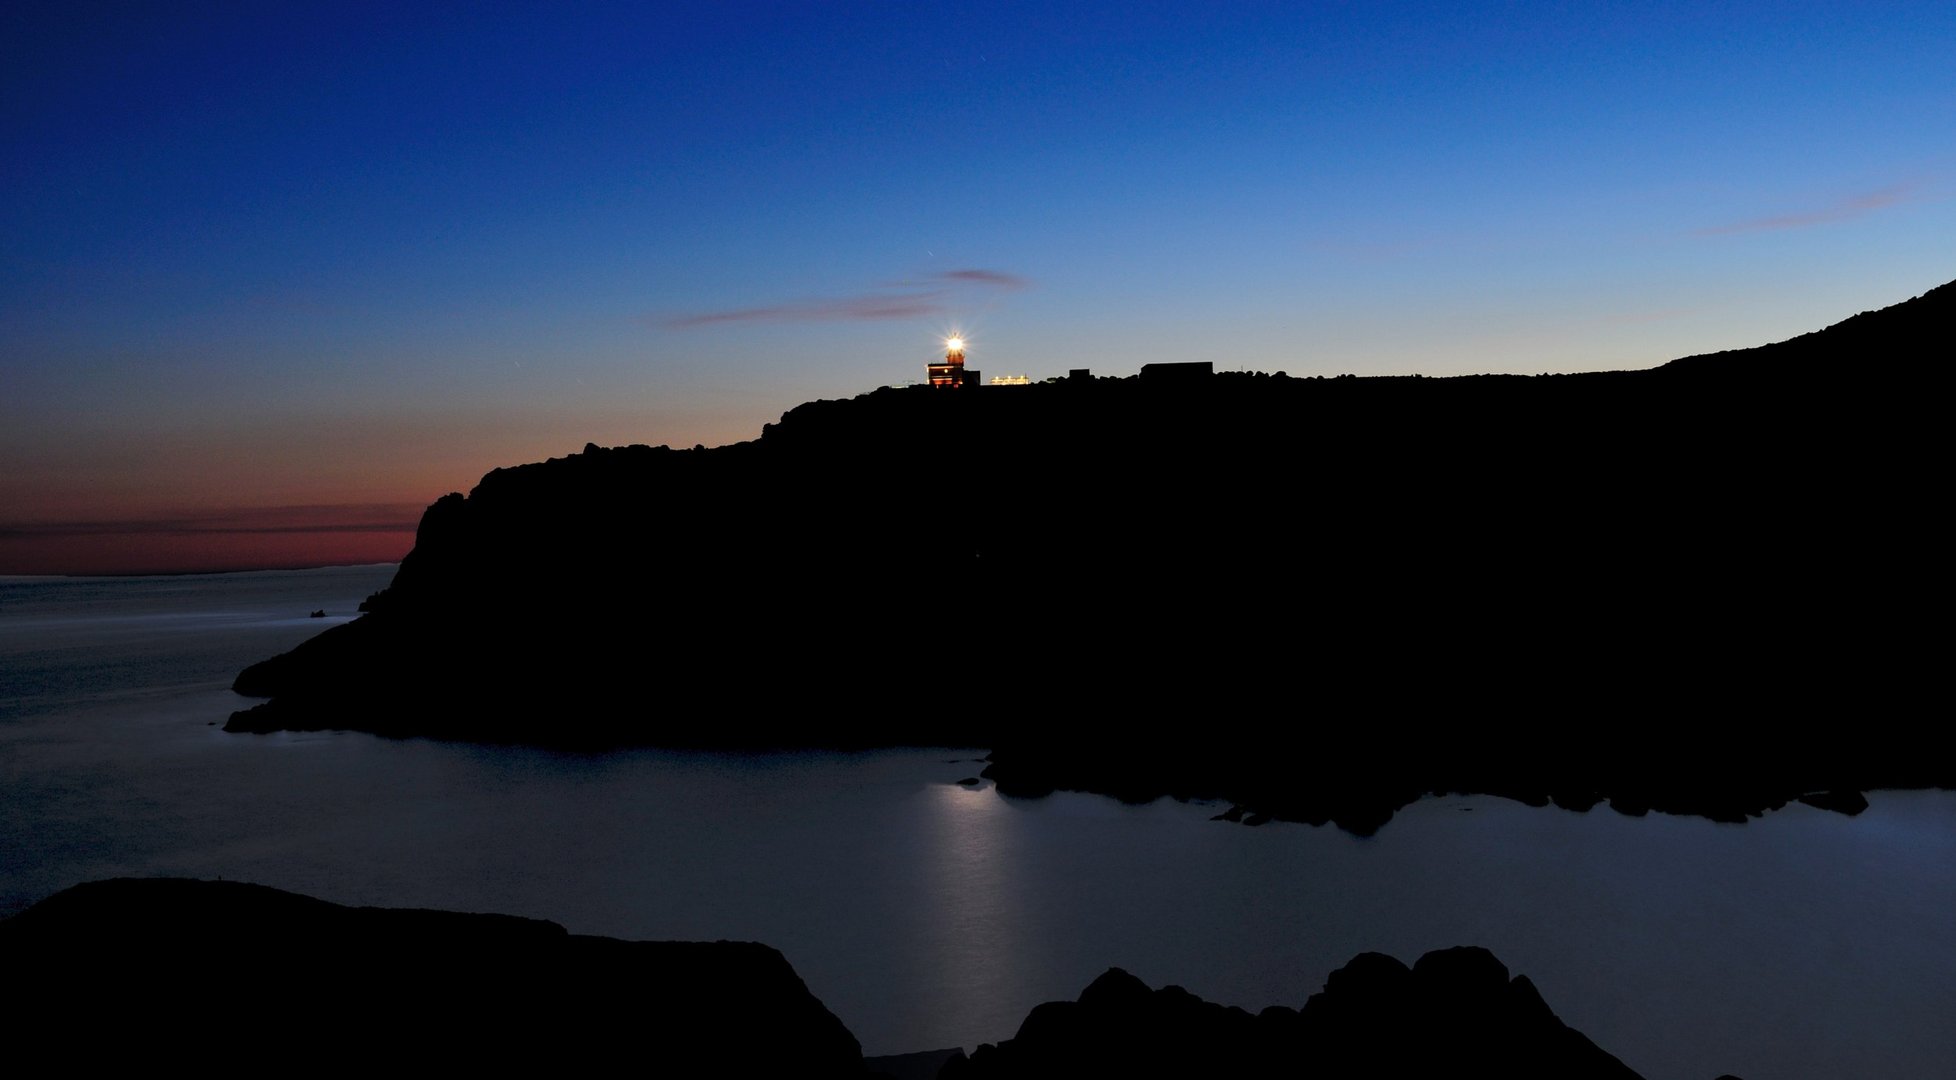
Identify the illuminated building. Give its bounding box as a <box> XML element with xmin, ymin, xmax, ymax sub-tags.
<box><xmin>928</xmin><ymin>337</ymin><xmax>980</xmax><ymax>389</ymax></box>
<box><xmin>988</xmin><ymin>374</ymin><xmax>1030</xmax><ymax>386</ymax></box>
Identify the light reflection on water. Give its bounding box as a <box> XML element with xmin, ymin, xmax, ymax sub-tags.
<box><xmin>3</xmin><ymin>567</ymin><xmax>1953</xmax><ymax>1080</ymax></box>
<box><xmin>914</xmin><ymin>780</ymin><xmax>1022</xmax><ymax>1044</ymax></box>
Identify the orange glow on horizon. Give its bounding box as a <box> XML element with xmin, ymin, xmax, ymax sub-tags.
<box><xmin>0</xmin><ymin>503</ymin><xmax>423</xmax><ymax>576</ymax></box>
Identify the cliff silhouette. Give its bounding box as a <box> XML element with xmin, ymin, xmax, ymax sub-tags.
<box><xmin>228</xmin><ymin>279</ymin><xmax>1951</xmax><ymax>831</ymax></box>
<box><xmin>2</xmin><ymin>878</ymin><xmax>862</xmax><ymax>1075</ymax></box>
<box><xmin>3</xmin><ymin>879</ymin><xmax>1652</xmax><ymax>1078</ymax></box>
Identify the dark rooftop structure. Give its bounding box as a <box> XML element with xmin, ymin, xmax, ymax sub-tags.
<box><xmin>1140</xmin><ymin>361</ymin><xmax>1213</xmax><ymax>380</ymax></box>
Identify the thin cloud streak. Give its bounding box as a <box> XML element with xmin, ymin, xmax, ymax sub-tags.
<box><xmin>662</xmin><ymin>268</ymin><xmax>1028</xmax><ymax>328</ymax></box>
<box><xmin>1694</xmin><ymin>184</ymin><xmax>1914</xmax><ymax>236</ymax></box>
<box><xmin>0</xmin><ymin>504</ymin><xmax>426</xmax><ymax>539</ymax></box>
<box><xmin>662</xmin><ymin>292</ymin><xmax>947</xmax><ymax>328</ymax></box>
<box><xmin>933</xmin><ymin>268</ymin><xmax>1029</xmax><ymax>289</ymax></box>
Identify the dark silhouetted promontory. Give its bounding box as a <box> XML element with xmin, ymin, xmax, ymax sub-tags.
<box><xmin>228</xmin><ymin>279</ymin><xmax>1951</xmax><ymax>831</ymax></box>
<box><xmin>0</xmin><ymin>878</ymin><xmax>862</xmax><ymax>1075</ymax></box>
<box><xmin>3</xmin><ymin>880</ymin><xmax>1661</xmax><ymax>1078</ymax></box>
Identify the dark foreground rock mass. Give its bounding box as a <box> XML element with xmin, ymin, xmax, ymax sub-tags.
<box><xmin>943</xmin><ymin>948</ymin><xmax>1644</xmax><ymax>1080</ymax></box>
<box><xmin>0</xmin><ymin>878</ymin><xmax>862</xmax><ymax>1076</ymax></box>
<box><xmin>5</xmin><ymin>880</ymin><xmax>1664</xmax><ymax>1078</ymax></box>
<box><xmin>228</xmin><ymin>279</ymin><xmax>1951</xmax><ymax>829</ymax></box>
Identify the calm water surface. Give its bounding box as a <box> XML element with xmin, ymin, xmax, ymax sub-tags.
<box><xmin>2</xmin><ymin>567</ymin><xmax>1951</xmax><ymax>1080</ymax></box>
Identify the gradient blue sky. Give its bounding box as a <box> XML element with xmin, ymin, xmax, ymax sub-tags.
<box><xmin>4</xmin><ymin>1</ymin><xmax>1952</xmax><ymax>572</ymax></box>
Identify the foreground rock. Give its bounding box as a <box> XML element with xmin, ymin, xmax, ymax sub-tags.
<box><xmin>944</xmin><ymin>948</ymin><xmax>1644</xmax><ymax>1079</ymax></box>
<box><xmin>5</xmin><ymin>880</ymin><xmax>1698</xmax><ymax>1077</ymax></box>
<box><xmin>0</xmin><ymin>879</ymin><xmax>862</xmax><ymax>1076</ymax></box>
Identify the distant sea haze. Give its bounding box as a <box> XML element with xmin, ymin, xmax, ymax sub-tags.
<box><xmin>0</xmin><ymin>504</ymin><xmax>422</xmax><ymax>577</ymax></box>
<box><xmin>3</xmin><ymin>567</ymin><xmax>1952</xmax><ymax>1080</ymax></box>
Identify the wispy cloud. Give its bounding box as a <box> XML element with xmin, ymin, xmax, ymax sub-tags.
<box><xmin>1694</xmin><ymin>183</ymin><xmax>1915</xmax><ymax>237</ymax></box>
<box><xmin>662</xmin><ymin>292</ymin><xmax>948</xmax><ymax>328</ymax></box>
<box><xmin>932</xmin><ymin>268</ymin><xmax>1029</xmax><ymax>289</ymax></box>
<box><xmin>660</xmin><ymin>268</ymin><xmax>1027</xmax><ymax>329</ymax></box>
<box><xmin>0</xmin><ymin>504</ymin><xmax>426</xmax><ymax>539</ymax></box>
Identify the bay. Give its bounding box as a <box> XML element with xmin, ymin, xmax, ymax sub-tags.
<box><xmin>2</xmin><ymin>566</ymin><xmax>1951</xmax><ymax>1079</ymax></box>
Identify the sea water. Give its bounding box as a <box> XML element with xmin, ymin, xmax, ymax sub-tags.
<box><xmin>2</xmin><ymin>566</ymin><xmax>1951</xmax><ymax>1080</ymax></box>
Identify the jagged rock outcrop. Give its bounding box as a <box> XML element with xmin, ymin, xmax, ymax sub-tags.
<box><xmin>0</xmin><ymin>879</ymin><xmax>863</xmax><ymax>1076</ymax></box>
<box><xmin>942</xmin><ymin>946</ymin><xmax>1643</xmax><ymax>1079</ymax></box>
<box><xmin>4</xmin><ymin>880</ymin><xmax>1677</xmax><ymax>1078</ymax></box>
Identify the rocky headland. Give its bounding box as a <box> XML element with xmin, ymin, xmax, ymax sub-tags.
<box><xmin>226</xmin><ymin>279</ymin><xmax>1950</xmax><ymax>833</ymax></box>
<box><xmin>2</xmin><ymin>879</ymin><xmax>1688</xmax><ymax>1078</ymax></box>
<box><xmin>0</xmin><ymin>878</ymin><xmax>863</xmax><ymax>1075</ymax></box>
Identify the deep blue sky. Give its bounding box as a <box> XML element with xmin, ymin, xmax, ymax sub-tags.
<box><xmin>4</xmin><ymin>1</ymin><xmax>1952</xmax><ymax>571</ymax></box>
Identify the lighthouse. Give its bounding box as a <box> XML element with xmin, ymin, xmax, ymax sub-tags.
<box><xmin>927</xmin><ymin>337</ymin><xmax>980</xmax><ymax>389</ymax></box>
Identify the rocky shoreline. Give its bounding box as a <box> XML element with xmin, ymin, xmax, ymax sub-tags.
<box><xmin>4</xmin><ymin>879</ymin><xmax>1671</xmax><ymax>1078</ymax></box>
<box><xmin>221</xmin><ymin>280</ymin><xmax>1950</xmax><ymax>836</ymax></box>
<box><xmin>978</xmin><ymin>738</ymin><xmax>1903</xmax><ymax>836</ymax></box>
